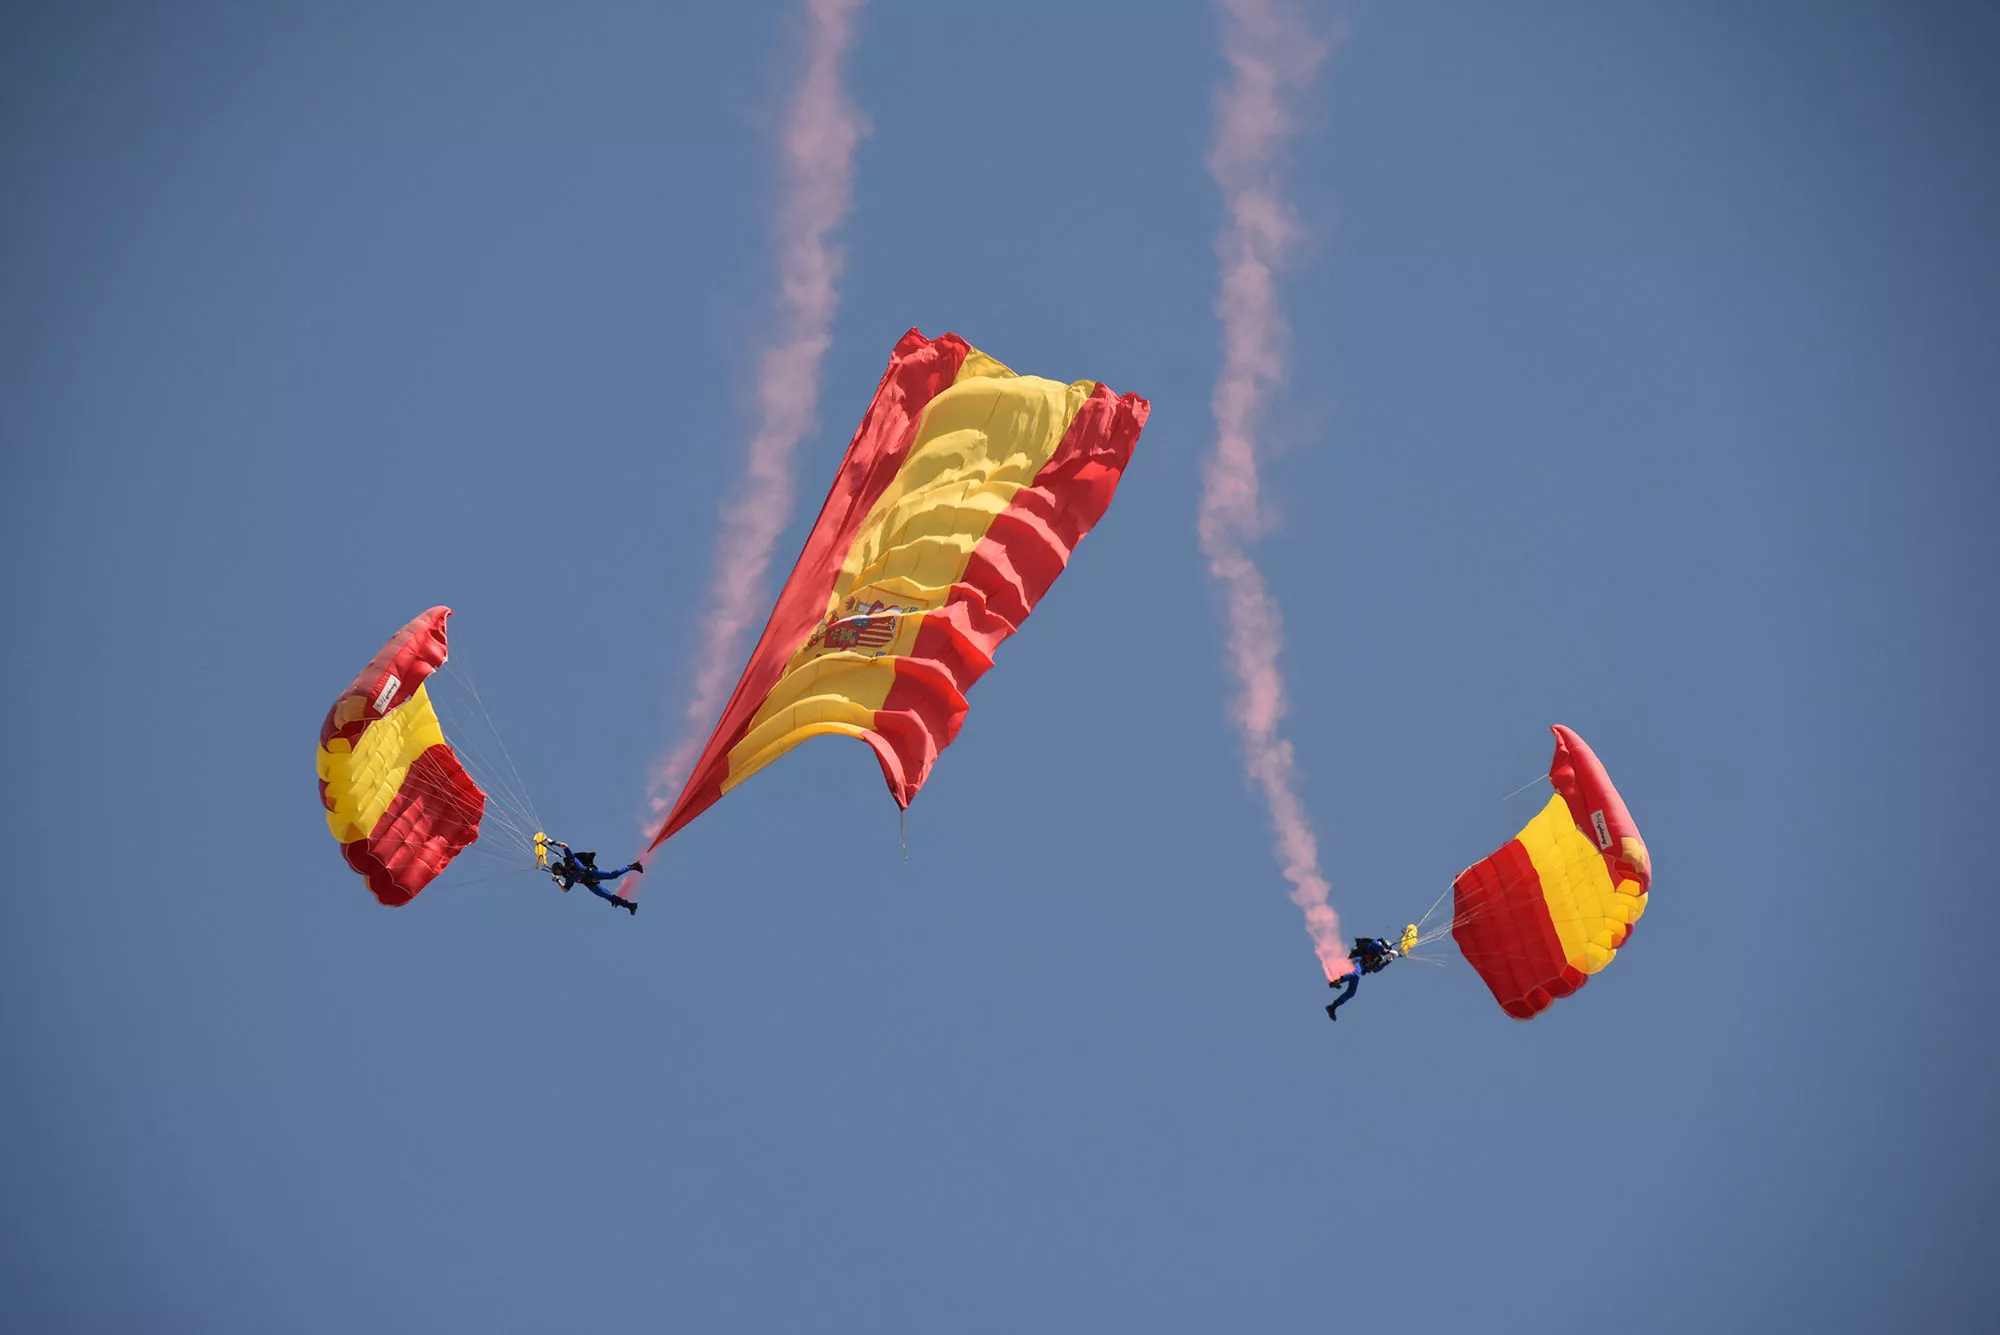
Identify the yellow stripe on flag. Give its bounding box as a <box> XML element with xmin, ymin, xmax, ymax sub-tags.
<box><xmin>721</xmin><ymin>658</ymin><xmax>902</xmax><ymax>794</ymax></box>
<box><xmin>722</xmin><ymin>347</ymin><xmax>1092</xmax><ymax>785</ymax></box>
<box><xmin>820</xmin><ymin>352</ymin><xmax>1093</xmax><ymax>619</ymax></box>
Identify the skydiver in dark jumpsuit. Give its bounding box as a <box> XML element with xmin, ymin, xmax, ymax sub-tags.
<box><xmin>1325</xmin><ymin>936</ymin><xmax>1403</xmax><ymax>1021</ymax></box>
<box><xmin>547</xmin><ymin>841</ymin><xmax>643</xmax><ymax>915</ymax></box>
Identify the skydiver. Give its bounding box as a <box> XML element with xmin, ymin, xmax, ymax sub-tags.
<box><xmin>1324</xmin><ymin>935</ymin><xmax>1403</xmax><ymax>1021</ymax></box>
<box><xmin>546</xmin><ymin>840</ymin><xmax>644</xmax><ymax>915</ymax></box>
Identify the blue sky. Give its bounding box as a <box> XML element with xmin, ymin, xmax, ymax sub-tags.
<box><xmin>3</xmin><ymin>3</ymin><xmax>1995</xmax><ymax>1330</ymax></box>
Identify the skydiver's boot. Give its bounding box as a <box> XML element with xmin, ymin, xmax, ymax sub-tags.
<box><xmin>632</xmin><ymin>860</ymin><xmax>645</xmax><ymax>874</ymax></box>
<box><xmin>1325</xmin><ymin>1003</ymin><xmax>1338</xmax><ymax>1022</ymax></box>
<box><xmin>622</xmin><ymin>897</ymin><xmax>638</xmax><ymax>916</ymax></box>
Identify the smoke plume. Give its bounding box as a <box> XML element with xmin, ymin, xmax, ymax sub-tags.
<box><xmin>1199</xmin><ymin>0</ymin><xmax>1347</xmax><ymax>979</ymax></box>
<box><xmin>646</xmin><ymin>0</ymin><xmax>869</xmax><ymax>831</ymax></box>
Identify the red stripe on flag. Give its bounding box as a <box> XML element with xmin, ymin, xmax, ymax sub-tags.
<box><xmin>651</xmin><ymin>330</ymin><xmax>972</xmax><ymax>847</ymax></box>
<box><xmin>866</xmin><ymin>382</ymin><xmax>1150</xmax><ymax>805</ymax></box>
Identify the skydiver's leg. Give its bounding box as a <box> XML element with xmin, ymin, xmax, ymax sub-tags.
<box><xmin>584</xmin><ymin>879</ymin><xmax>638</xmax><ymax>914</ymax></box>
<box><xmin>1325</xmin><ymin>973</ymin><xmax>1359</xmax><ymax>1020</ymax></box>
<box><xmin>596</xmin><ymin>863</ymin><xmax>641</xmax><ymax>886</ymax></box>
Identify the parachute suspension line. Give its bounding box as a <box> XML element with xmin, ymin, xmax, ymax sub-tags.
<box><xmin>427</xmin><ymin>632</ymin><xmax>541</xmax><ymax>827</ymax></box>
<box><xmin>388</xmin><ymin>763</ymin><xmax>536</xmax><ymax>859</ymax></box>
<box><xmin>1415</xmin><ymin>874</ymin><xmax>1564</xmax><ymax>950</ymax></box>
<box><xmin>1413</xmin><ymin>881</ymin><xmax>1455</xmax><ymax>938</ymax></box>
<box><xmin>900</xmin><ymin>808</ymin><xmax>908</xmax><ymax>863</ymax></box>
<box><xmin>1417</xmin><ymin>896</ymin><xmax>1510</xmax><ymax>949</ymax></box>
<box><xmin>350</xmin><ymin>753</ymin><xmax>508</xmax><ymax>842</ymax></box>
<box><xmin>417</xmin><ymin>633</ymin><xmax>545</xmax><ymax>865</ymax></box>
<box><xmin>1405</xmin><ymin>881</ymin><xmax>1467</xmax><ymax>954</ymax></box>
<box><xmin>429</xmin><ymin>679</ymin><xmax>540</xmax><ymax>841</ymax></box>
<box><xmin>418</xmin><ymin>690</ymin><xmax>534</xmax><ymax>835</ymax></box>
<box><xmin>435</xmin><ymin>717</ymin><xmax>530</xmax><ymax>827</ymax></box>
<box><xmin>385</xmin><ymin>734</ymin><xmax>537</xmax><ymax>863</ymax></box>
<box><xmin>450</xmin><ymin>649</ymin><xmax>544</xmax><ymax>836</ymax></box>
<box><xmin>433</xmin><ymin>861</ymin><xmax>546</xmax><ymax>893</ymax></box>
<box><xmin>1501</xmin><ymin>772</ymin><xmax>1550</xmax><ymax>803</ymax></box>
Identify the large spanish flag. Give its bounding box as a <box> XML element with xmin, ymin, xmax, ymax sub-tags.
<box><xmin>650</xmin><ymin>329</ymin><xmax>1149</xmax><ymax>849</ymax></box>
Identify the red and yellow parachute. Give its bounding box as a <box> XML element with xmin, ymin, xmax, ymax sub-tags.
<box><xmin>649</xmin><ymin>329</ymin><xmax>1149</xmax><ymax>849</ymax></box>
<box><xmin>1450</xmin><ymin>726</ymin><xmax>1652</xmax><ymax>1018</ymax></box>
<box><xmin>317</xmin><ymin>607</ymin><xmax>487</xmax><ymax>905</ymax></box>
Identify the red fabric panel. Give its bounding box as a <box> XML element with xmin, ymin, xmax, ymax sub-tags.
<box><xmin>341</xmin><ymin>744</ymin><xmax>486</xmax><ymax>906</ymax></box>
<box><xmin>1549</xmin><ymin>724</ymin><xmax>1649</xmax><ymax>893</ymax></box>
<box><xmin>650</xmin><ymin>330</ymin><xmax>972</xmax><ymax>847</ymax></box>
<box><xmin>863</xmin><ymin>657</ymin><xmax>967</xmax><ymax>805</ymax></box>
<box><xmin>1452</xmin><ymin>841</ymin><xmax>1574</xmax><ymax>1020</ymax></box>
<box><xmin>320</xmin><ymin>606</ymin><xmax>454</xmax><ymax>748</ymax></box>
<box><xmin>866</xmin><ymin>380</ymin><xmax>1150</xmax><ymax>807</ymax></box>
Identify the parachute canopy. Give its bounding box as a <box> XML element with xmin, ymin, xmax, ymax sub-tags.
<box><xmin>317</xmin><ymin>607</ymin><xmax>486</xmax><ymax>905</ymax></box>
<box><xmin>651</xmin><ymin>328</ymin><xmax>1150</xmax><ymax>849</ymax></box>
<box><xmin>1451</xmin><ymin>726</ymin><xmax>1651</xmax><ymax>1018</ymax></box>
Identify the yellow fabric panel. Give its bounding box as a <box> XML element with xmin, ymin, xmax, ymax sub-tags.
<box><xmin>721</xmin><ymin>721</ymin><xmax>874</xmax><ymax>797</ymax></box>
<box><xmin>819</xmin><ymin>351</ymin><xmax>1093</xmax><ymax>618</ymax></box>
<box><xmin>955</xmin><ymin>346</ymin><xmax>1015</xmax><ymax>383</ymax></box>
<box><xmin>723</xmin><ymin>657</ymin><xmax>901</xmax><ymax>791</ymax></box>
<box><xmin>317</xmin><ymin>683</ymin><xmax>448</xmax><ymax>843</ymax></box>
<box><xmin>1517</xmin><ymin>794</ymin><xmax>1648</xmax><ymax>976</ymax></box>
<box><xmin>721</xmin><ymin>345</ymin><xmax>1091</xmax><ymax>785</ymax></box>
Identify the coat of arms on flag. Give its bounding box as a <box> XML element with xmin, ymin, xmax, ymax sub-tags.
<box><xmin>823</xmin><ymin>612</ymin><xmax>897</xmax><ymax>652</ymax></box>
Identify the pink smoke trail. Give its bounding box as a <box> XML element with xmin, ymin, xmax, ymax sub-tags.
<box><xmin>1199</xmin><ymin>0</ymin><xmax>1347</xmax><ymax>980</ymax></box>
<box><xmin>645</xmin><ymin>0</ymin><xmax>869</xmax><ymax>831</ymax></box>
